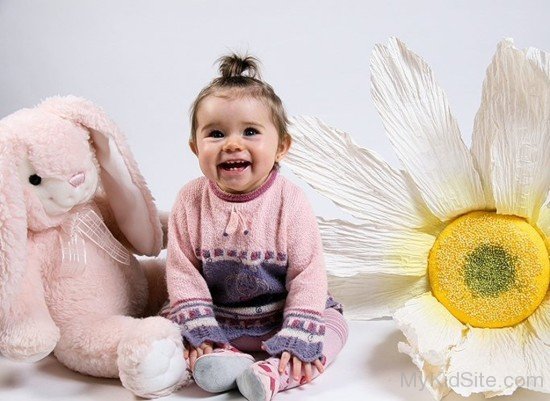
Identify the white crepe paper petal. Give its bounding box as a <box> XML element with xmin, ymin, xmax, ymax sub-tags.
<box><xmin>394</xmin><ymin>293</ymin><xmax>465</xmax><ymax>368</ymax></box>
<box><xmin>536</xmin><ymin>198</ymin><xmax>550</xmax><ymax>238</ymax></box>
<box><xmin>318</xmin><ymin>217</ymin><xmax>434</xmax><ymax>277</ymax></box>
<box><xmin>286</xmin><ymin>116</ymin><xmax>439</xmax><ymax>230</ymax></box>
<box><xmin>472</xmin><ymin>39</ymin><xmax>550</xmax><ymax>221</ymax></box>
<box><xmin>527</xmin><ymin>292</ymin><xmax>550</xmax><ymax>345</ymax></box>
<box><xmin>395</xmin><ymin>292</ymin><xmax>466</xmax><ymax>400</ymax></box>
<box><xmin>522</xmin><ymin>327</ymin><xmax>550</xmax><ymax>393</ymax></box>
<box><xmin>472</xmin><ymin>40</ymin><xmax>550</xmax><ymax>211</ymax></box>
<box><xmin>525</xmin><ymin>46</ymin><xmax>550</xmax><ymax>78</ymax></box>
<box><xmin>398</xmin><ymin>342</ymin><xmax>450</xmax><ymax>400</ymax></box>
<box><xmin>328</xmin><ymin>273</ymin><xmax>428</xmax><ymax>320</ymax></box>
<box><xmin>370</xmin><ymin>37</ymin><xmax>486</xmax><ymax>221</ymax></box>
<box><xmin>447</xmin><ymin>326</ymin><xmax>526</xmax><ymax>397</ymax></box>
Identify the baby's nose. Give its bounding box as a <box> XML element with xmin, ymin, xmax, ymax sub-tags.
<box><xmin>223</xmin><ymin>138</ymin><xmax>244</xmax><ymax>151</ymax></box>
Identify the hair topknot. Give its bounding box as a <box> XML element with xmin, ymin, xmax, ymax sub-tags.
<box><xmin>189</xmin><ymin>52</ymin><xmax>289</xmax><ymax>145</ymax></box>
<box><xmin>217</xmin><ymin>54</ymin><xmax>261</xmax><ymax>80</ymax></box>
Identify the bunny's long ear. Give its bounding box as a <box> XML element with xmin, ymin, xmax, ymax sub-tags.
<box><xmin>0</xmin><ymin>136</ymin><xmax>28</xmax><ymax>313</ymax></box>
<box><xmin>40</xmin><ymin>96</ymin><xmax>163</xmax><ymax>256</ymax></box>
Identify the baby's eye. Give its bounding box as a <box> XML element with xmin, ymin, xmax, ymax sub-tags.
<box><xmin>243</xmin><ymin>127</ymin><xmax>259</xmax><ymax>137</ymax></box>
<box><xmin>208</xmin><ymin>130</ymin><xmax>224</xmax><ymax>138</ymax></box>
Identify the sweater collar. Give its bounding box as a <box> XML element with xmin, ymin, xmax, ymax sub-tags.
<box><xmin>209</xmin><ymin>168</ymin><xmax>279</xmax><ymax>203</ymax></box>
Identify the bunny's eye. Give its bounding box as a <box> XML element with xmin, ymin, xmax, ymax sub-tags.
<box><xmin>29</xmin><ymin>174</ymin><xmax>42</xmax><ymax>186</ymax></box>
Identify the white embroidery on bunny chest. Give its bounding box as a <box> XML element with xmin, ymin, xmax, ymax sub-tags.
<box><xmin>60</xmin><ymin>206</ymin><xmax>131</xmax><ymax>269</ymax></box>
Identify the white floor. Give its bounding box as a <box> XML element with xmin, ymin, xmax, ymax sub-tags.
<box><xmin>0</xmin><ymin>319</ymin><xmax>546</xmax><ymax>401</ymax></box>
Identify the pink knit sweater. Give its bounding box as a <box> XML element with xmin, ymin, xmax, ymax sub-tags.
<box><xmin>164</xmin><ymin>169</ymin><xmax>340</xmax><ymax>362</ymax></box>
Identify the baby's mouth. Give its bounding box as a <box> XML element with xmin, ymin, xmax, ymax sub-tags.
<box><xmin>218</xmin><ymin>160</ymin><xmax>251</xmax><ymax>171</ymax></box>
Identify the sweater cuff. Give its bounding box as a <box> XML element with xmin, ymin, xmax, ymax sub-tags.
<box><xmin>168</xmin><ymin>299</ymin><xmax>229</xmax><ymax>347</ymax></box>
<box><xmin>262</xmin><ymin>310</ymin><xmax>325</xmax><ymax>362</ymax></box>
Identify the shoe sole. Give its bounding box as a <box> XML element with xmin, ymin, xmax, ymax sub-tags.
<box><xmin>194</xmin><ymin>353</ymin><xmax>254</xmax><ymax>393</ymax></box>
<box><xmin>237</xmin><ymin>368</ymin><xmax>269</xmax><ymax>401</ymax></box>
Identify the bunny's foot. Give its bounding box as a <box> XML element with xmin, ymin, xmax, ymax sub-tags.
<box><xmin>117</xmin><ymin>316</ymin><xmax>191</xmax><ymax>398</ymax></box>
<box><xmin>0</xmin><ymin>317</ymin><xmax>59</xmax><ymax>362</ymax></box>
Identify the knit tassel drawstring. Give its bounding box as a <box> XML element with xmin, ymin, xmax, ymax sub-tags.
<box><xmin>224</xmin><ymin>206</ymin><xmax>250</xmax><ymax>236</ymax></box>
<box><xmin>240</xmin><ymin>212</ymin><xmax>250</xmax><ymax>236</ymax></box>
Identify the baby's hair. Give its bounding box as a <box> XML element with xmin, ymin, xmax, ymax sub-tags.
<box><xmin>189</xmin><ymin>53</ymin><xmax>289</xmax><ymax>144</ymax></box>
<box><xmin>218</xmin><ymin>54</ymin><xmax>261</xmax><ymax>79</ymax></box>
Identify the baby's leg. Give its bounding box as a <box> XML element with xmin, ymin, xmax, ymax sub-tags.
<box><xmin>237</xmin><ymin>308</ymin><xmax>348</xmax><ymax>400</ymax></box>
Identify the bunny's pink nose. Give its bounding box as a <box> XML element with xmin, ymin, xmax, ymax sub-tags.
<box><xmin>69</xmin><ymin>172</ymin><xmax>86</xmax><ymax>187</ymax></box>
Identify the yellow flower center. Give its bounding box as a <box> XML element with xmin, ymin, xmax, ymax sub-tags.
<box><xmin>428</xmin><ymin>211</ymin><xmax>550</xmax><ymax>328</ymax></box>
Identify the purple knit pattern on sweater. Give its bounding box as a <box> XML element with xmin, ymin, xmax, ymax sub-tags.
<box><xmin>215</xmin><ymin>306</ymin><xmax>283</xmax><ymax>340</ymax></box>
<box><xmin>326</xmin><ymin>295</ymin><xmax>344</xmax><ymax>314</ymax></box>
<box><xmin>184</xmin><ymin>323</ymin><xmax>229</xmax><ymax>347</ymax></box>
<box><xmin>262</xmin><ymin>310</ymin><xmax>326</xmax><ymax>362</ymax></box>
<box><xmin>166</xmin><ymin>251</ymin><xmax>344</xmax><ymax>355</ymax></box>
<box><xmin>200</xmin><ymin>256</ymin><xmax>288</xmax><ymax>340</ymax></box>
<box><xmin>202</xmin><ymin>259</ymin><xmax>287</xmax><ymax>305</ymax></box>
<box><xmin>168</xmin><ymin>299</ymin><xmax>229</xmax><ymax>346</ymax></box>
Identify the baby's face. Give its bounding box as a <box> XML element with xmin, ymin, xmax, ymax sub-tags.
<box><xmin>192</xmin><ymin>94</ymin><xmax>288</xmax><ymax>194</ymax></box>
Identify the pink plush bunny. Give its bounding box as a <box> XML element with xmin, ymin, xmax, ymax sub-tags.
<box><xmin>0</xmin><ymin>96</ymin><xmax>190</xmax><ymax>398</ymax></box>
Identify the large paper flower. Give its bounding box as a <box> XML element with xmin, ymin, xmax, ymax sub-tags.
<box><xmin>285</xmin><ymin>38</ymin><xmax>550</xmax><ymax>399</ymax></box>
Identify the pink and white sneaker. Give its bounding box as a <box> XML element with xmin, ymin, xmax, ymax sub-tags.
<box><xmin>237</xmin><ymin>362</ymin><xmax>281</xmax><ymax>401</ymax></box>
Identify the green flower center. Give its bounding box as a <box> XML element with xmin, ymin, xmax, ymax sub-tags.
<box><xmin>464</xmin><ymin>244</ymin><xmax>517</xmax><ymax>297</ymax></box>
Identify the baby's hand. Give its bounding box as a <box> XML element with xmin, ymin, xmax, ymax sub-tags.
<box><xmin>279</xmin><ymin>351</ymin><xmax>325</xmax><ymax>383</ymax></box>
<box><xmin>184</xmin><ymin>342</ymin><xmax>213</xmax><ymax>370</ymax></box>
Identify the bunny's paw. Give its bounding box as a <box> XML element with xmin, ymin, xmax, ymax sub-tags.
<box><xmin>0</xmin><ymin>318</ymin><xmax>60</xmax><ymax>362</ymax></box>
<box><xmin>117</xmin><ymin>316</ymin><xmax>191</xmax><ymax>398</ymax></box>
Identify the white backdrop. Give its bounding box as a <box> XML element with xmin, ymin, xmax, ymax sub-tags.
<box><xmin>1</xmin><ymin>0</ymin><xmax>548</xmax><ymax>217</ymax></box>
